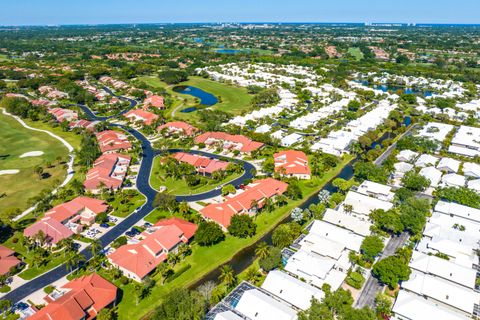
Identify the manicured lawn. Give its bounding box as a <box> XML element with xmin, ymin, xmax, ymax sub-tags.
<box><xmin>348</xmin><ymin>47</ymin><xmax>364</xmax><ymax>60</ymax></box>
<box><xmin>0</xmin><ymin>113</ymin><xmax>72</xmax><ymax>211</ymax></box>
<box><xmin>116</xmin><ymin>155</ymin><xmax>354</xmax><ymax>320</ymax></box>
<box><xmin>180</xmin><ymin>76</ymin><xmax>252</xmax><ymax>116</ymax></box>
<box><xmin>149</xmin><ymin>155</ymin><xmax>242</xmax><ymax>196</ymax></box>
<box><xmin>138</xmin><ymin>75</ymin><xmax>253</xmax><ymax>123</ymax></box>
<box><xmin>109</xmin><ymin>190</ymin><xmax>147</xmax><ymax>218</ymax></box>
<box><xmin>3</xmin><ymin>232</ymin><xmax>67</xmax><ymax>280</ymax></box>
<box><xmin>0</xmin><ymin>54</ymin><xmax>8</xmax><ymax>61</ymax></box>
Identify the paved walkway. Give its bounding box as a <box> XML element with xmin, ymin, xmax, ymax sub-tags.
<box><xmin>1</xmin><ymin>108</ymin><xmax>76</xmax><ymax>221</ymax></box>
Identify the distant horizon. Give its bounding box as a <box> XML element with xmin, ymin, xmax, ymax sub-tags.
<box><xmin>2</xmin><ymin>21</ymin><xmax>480</xmax><ymax>28</ymax></box>
<box><xmin>2</xmin><ymin>0</ymin><xmax>479</xmax><ymax>26</ymax></box>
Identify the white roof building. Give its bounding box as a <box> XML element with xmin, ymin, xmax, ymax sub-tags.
<box><xmin>409</xmin><ymin>251</ymin><xmax>477</xmax><ymax>289</ymax></box>
<box><xmin>261</xmin><ymin>270</ymin><xmax>324</xmax><ymax>310</ymax></box>
<box><xmin>463</xmin><ymin>162</ymin><xmax>480</xmax><ymax>179</ymax></box>
<box><xmin>441</xmin><ymin>173</ymin><xmax>466</xmax><ymax>188</ymax></box>
<box><xmin>214</xmin><ymin>311</ymin><xmax>244</xmax><ymax>320</ymax></box>
<box><xmin>394</xmin><ymin>162</ymin><xmax>414</xmax><ymax>174</ymax></box>
<box><xmin>255</xmin><ymin>124</ymin><xmax>272</xmax><ymax>134</ymax></box>
<box><xmin>235</xmin><ymin>289</ymin><xmax>298</xmax><ymax>320</ymax></box>
<box><xmin>356</xmin><ymin>180</ymin><xmax>395</xmax><ymax>202</ymax></box>
<box><xmin>435</xmin><ymin>201</ymin><xmax>480</xmax><ymax>224</ymax></box>
<box><xmin>417</xmin><ymin>122</ymin><xmax>454</xmax><ymax>143</ymax></box>
<box><xmin>414</xmin><ymin>154</ymin><xmax>438</xmax><ymax>168</ymax></box>
<box><xmin>450</xmin><ymin>125</ymin><xmax>480</xmax><ymax>158</ymax></box>
<box><xmin>467</xmin><ymin>179</ymin><xmax>480</xmax><ymax>193</ymax></box>
<box><xmin>308</xmin><ymin>220</ymin><xmax>364</xmax><ymax>252</ymax></box>
<box><xmin>322</xmin><ymin>209</ymin><xmax>372</xmax><ymax>237</ymax></box>
<box><xmin>437</xmin><ymin>158</ymin><xmax>461</xmax><ymax>173</ymax></box>
<box><xmin>419</xmin><ymin>166</ymin><xmax>443</xmax><ymax>187</ymax></box>
<box><xmin>342</xmin><ymin>191</ymin><xmax>394</xmax><ymax>216</ymax></box>
<box><xmin>281</xmin><ymin>133</ymin><xmax>303</xmax><ymax>147</ymax></box>
<box><xmin>396</xmin><ymin>150</ymin><xmax>419</xmax><ymax>163</ymax></box>
<box><xmin>284</xmin><ymin>250</ymin><xmax>347</xmax><ymax>291</ymax></box>
<box><xmin>402</xmin><ymin>270</ymin><xmax>480</xmax><ymax>316</ymax></box>
<box><xmin>392</xmin><ymin>290</ymin><xmax>470</xmax><ymax>320</ymax></box>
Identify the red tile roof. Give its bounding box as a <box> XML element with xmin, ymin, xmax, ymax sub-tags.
<box><xmin>200</xmin><ymin>178</ymin><xmax>288</xmax><ymax>228</ymax></box>
<box><xmin>29</xmin><ymin>273</ymin><xmax>117</xmax><ymax>320</ymax></box>
<box><xmin>172</xmin><ymin>152</ymin><xmax>229</xmax><ymax>174</ymax></box>
<box><xmin>83</xmin><ymin>153</ymin><xmax>131</xmax><ymax>191</ymax></box>
<box><xmin>154</xmin><ymin>217</ymin><xmax>198</xmax><ymax>240</ymax></box>
<box><xmin>123</xmin><ymin>109</ymin><xmax>159</xmax><ymax>125</ymax></box>
<box><xmin>143</xmin><ymin>95</ymin><xmax>164</xmax><ymax>109</ymax></box>
<box><xmin>157</xmin><ymin>121</ymin><xmax>198</xmax><ymax>136</ymax></box>
<box><xmin>95</xmin><ymin>130</ymin><xmax>132</xmax><ymax>153</ymax></box>
<box><xmin>274</xmin><ymin>150</ymin><xmax>311</xmax><ymax>176</ymax></box>
<box><xmin>194</xmin><ymin>132</ymin><xmax>264</xmax><ymax>153</ymax></box>
<box><xmin>24</xmin><ymin>217</ymin><xmax>74</xmax><ymax>245</ymax></box>
<box><xmin>0</xmin><ymin>245</ymin><xmax>21</xmax><ymax>276</ymax></box>
<box><xmin>48</xmin><ymin>108</ymin><xmax>78</xmax><ymax>122</ymax></box>
<box><xmin>69</xmin><ymin>119</ymin><xmax>97</xmax><ymax>132</ymax></box>
<box><xmin>45</xmin><ymin>197</ymin><xmax>108</xmax><ymax>223</ymax></box>
<box><xmin>109</xmin><ymin>221</ymin><xmax>195</xmax><ymax>280</ymax></box>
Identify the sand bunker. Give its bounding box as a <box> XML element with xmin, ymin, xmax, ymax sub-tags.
<box><xmin>0</xmin><ymin>169</ymin><xmax>19</xmax><ymax>175</ymax></box>
<box><xmin>19</xmin><ymin>151</ymin><xmax>44</xmax><ymax>158</ymax></box>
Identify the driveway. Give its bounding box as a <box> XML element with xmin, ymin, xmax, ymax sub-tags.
<box><xmin>354</xmin><ymin>232</ymin><xmax>409</xmax><ymax>309</ymax></box>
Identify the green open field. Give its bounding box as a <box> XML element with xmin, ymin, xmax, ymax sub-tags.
<box><xmin>348</xmin><ymin>47</ymin><xmax>364</xmax><ymax>60</ymax></box>
<box><xmin>116</xmin><ymin>155</ymin><xmax>354</xmax><ymax>319</ymax></box>
<box><xmin>138</xmin><ymin>75</ymin><xmax>253</xmax><ymax>123</ymax></box>
<box><xmin>0</xmin><ymin>54</ymin><xmax>8</xmax><ymax>61</ymax></box>
<box><xmin>149</xmin><ymin>155</ymin><xmax>242</xmax><ymax>196</ymax></box>
<box><xmin>0</xmin><ymin>113</ymin><xmax>70</xmax><ymax>211</ymax></box>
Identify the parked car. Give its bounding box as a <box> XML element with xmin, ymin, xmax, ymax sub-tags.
<box><xmin>100</xmin><ymin>223</ymin><xmax>110</xmax><ymax>228</ymax></box>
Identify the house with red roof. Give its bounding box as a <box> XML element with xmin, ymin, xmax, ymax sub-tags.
<box><xmin>24</xmin><ymin>217</ymin><xmax>74</xmax><ymax>246</ymax></box>
<box><xmin>143</xmin><ymin>95</ymin><xmax>165</xmax><ymax>109</ymax></box>
<box><xmin>195</xmin><ymin>132</ymin><xmax>264</xmax><ymax>154</ymax></box>
<box><xmin>83</xmin><ymin>153</ymin><xmax>131</xmax><ymax>194</ymax></box>
<box><xmin>200</xmin><ymin>178</ymin><xmax>288</xmax><ymax>229</ymax></box>
<box><xmin>24</xmin><ymin>197</ymin><xmax>108</xmax><ymax>245</ymax></box>
<box><xmin>29</xmin><ymin>273</ymin><xmax>117</xmax><ymax>320</ymax></box>
<box><xmin>48</xmin><ymin>108</ymin><xmax>78</xmax><ymax>123</ymax></box>
<box><xmin>69</xmin><ymin>119</ymin><xmax>99</xmax><ymax>132</ymax></box>
<box><xmin>108</xmin><ymin>218</ymin><xmax>196</xmax><ymax>281</ymax></box>
<box><xmin>157</xmin><ymin>121</ymin><xmax>198</xmax><ymax>137</ymax></box>
<box><xmin>274</xmin><ymin>150</ymin><xmax>311</xmax><ymax>180</ymax></box>
<box><xmin>172</xmin><ymin>152</ymin><xmax>229</xmax><ymax>175</ymax></box>
<box><xmin>123</xmin><ymin>109</ymin><xmax>159</xmax><ymax>126</ymax></box>
<box><xmin>95</xmin><ymin>130</ymin><xmax>132</xmax><ymax>154</ymax></box>
<box><xmin>0</xmin><ymin>245</ymin><xmax>22</xmax><ymax>276</ymax></box>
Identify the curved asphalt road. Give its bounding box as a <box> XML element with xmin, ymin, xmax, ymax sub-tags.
<box><xmin>2</xmin><ymin>87</ymin><xmax>254</xmax><ymax>304</ymax></box>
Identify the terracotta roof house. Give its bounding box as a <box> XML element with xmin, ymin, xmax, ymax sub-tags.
<box><xmin>0</xmin><ymin>245</ymin><xmax>22</xmax><ymax>276</ymax></box>
<box><xmin>95</xmin><ymin>130</ymin><xmax>132</xmax><ymax>154</ymax></box>
<box><xmin>48</xmin><ymin>108</ymin><xmax>78</xmax><ymax>123</ymax></box>
<box><xmin>69</xmin><ymin>119</ymin><xmax>98</xmax><ymax>132</ymax></box>
<box><xmin>154</xmin><ymin>217</ymin><xmax>198</xmax><ymax>239</ymax></box>
<box><xmin>200</xmin><ymin>178</ymin><xmax>288</xmax><ymax>229</ymax></box>
<box><xmin>157</xmin><ymin>121</ymin><xmax>198</xmax><ymax>136</ymax></box>
<box><xmin>172</xmin><ymin>152</ymin><xmax>229</xmax><ymax>175</ymax></box>
<box><xmin>274</xmin><ymin>150</ymin><xmax>311</xmax><ymax>179</ymax></box>
<box><xmin>143</xmin><ymin>95</ymin><xmax>165</xmax><ymax>109</ymax></box>
<box><xmin>195</xmin><ymin>132</ymin><xmax>264</xmax><ymax>154</ymax></box>
<box><xmin>83</xmin><ymin>153</ymin><xmax>131</xmax><ymax>194</ymax></box>
<box><xmin>45</xmin><ymin>197</ymin><xmax>108</xmax><ymax>228</ymax></box>
<box><xmin>108</xmin><ymin>218</ymin><xmax>196</xmax><ymax>281</ymax></box>
<box><xmin>24</xmin><ymin>217</ymin><xmax>74</xmax><ymax>246</ymax></box>
<box><xmin>29</xmin><ymin>273</ymin><xmax>117</xmax><ymax>320</ymax></box>
<box><xmin>123</xmin><ymin>109</ymin><xmax>159</xmax><ymax>126</ymax></box>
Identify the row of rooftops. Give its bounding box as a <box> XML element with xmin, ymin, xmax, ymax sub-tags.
<box><xmin>208</xmin><ymin>180</ymin><xmax>396</xmax><ymax>320</ymax></box>
<box><xmin>393</xmin><ymin>200</ymin><xmax>480</xmax><ymax>320</ymax></box>
<box><xmin>83</xmin><ymin>153</ymin><xmax>131</xmax><ymax>192</ymax></box>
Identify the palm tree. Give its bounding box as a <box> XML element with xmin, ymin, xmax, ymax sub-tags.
<box><xmin>245</xmin><ymin>267</ymin><xmax>259</xmax><ymax>284</ymax></box>
<box><xmin>178</xmin><ymin>201</ymin><xmax>190</xmax><ymax>216</ymax></box>
<box><xmin>250</xmin><ymin>199</ymin><xmax>259</xmax><ymax>215</ymax></box>
<box><xmin>158</xmin><ymin>263</ymin><xmax>173</xmax><ymax>284</ymax></box>
<box><xmin>65</xmin><ymin>252</ymin><xmax>85</xmax><ymax>273</ymax></box>
<box><xmin>264</xmin><ymin>197</ymin><xmax>274</xmax><ymax>212</ymax></box>
<box><xmin>219</xmin><ymin>265</ymin><xmax>236</xmax><ymax>288</ymax></box>
<box><xmin>255</xmin><ymin>241</ymin><xmax>270</xmax><ymax>260</ymax></box>
<box><xmin>90</xmin><ymin>239</ymin><xmax>103</xmax><ymax>258</ymax></box>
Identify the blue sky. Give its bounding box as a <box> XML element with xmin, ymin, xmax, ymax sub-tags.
<box><xmin>2</xmin><ymin>0</ymin><xmax>479</xmax><ymax>26</ymax></box>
